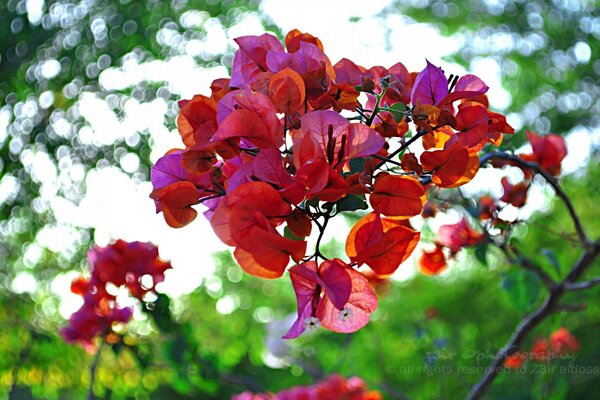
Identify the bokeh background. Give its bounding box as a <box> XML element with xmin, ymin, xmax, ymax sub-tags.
<box><xmin>1</xmin><ymin>0</ymin><xmax>599</xmax><ymax>398</ymax></box>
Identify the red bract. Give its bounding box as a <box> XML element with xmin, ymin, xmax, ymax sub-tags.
<box><xmin>419</xmin><ymin>246</ymin><xmax>447</xmax><ymax>275</ymax></box>
<box><xmin>370</xmin><ymin>175</ymin><xmax>426</xmax><ymax>217</ymax></box>
<box><xmin>500</xmin><ymin>177</ymin><xmax>529</xmax><ymax>208</ymax></box>
<box><xmin>62</xmin><ymin>241</ymin><xmax>171</xmax><ymax>349</ymax></box>
<box><xmin>268</xmin><ymin>68</ymin><xmax>306</xmax><ymax>114</ymax></box>
<box><xmin>212</xmin><ymin>182</ymin><xmax>306</xmax><ymax>279</ymax></box>
<box><xmin>550</xmin><ymin>327</ymin><xmax>579</xmax><ymax>355</ymax></box>
<box><xmin>504</xmin><ymin>352</ymin><xmax>526</xmax><ymax>369</ymax></box>
<box><xmin>451</xmin><ymin>102</ymin><xmax>489</xmax><ymax>151</ymax></box>
<box><xmin>420</xmin><ymin>142</ymin><xmax>479</xmax><ymax>188</ymax></box>
<box><xmin>61</xmin><ymin>300</ymin><xmax>132</xmax><ymax>350</ymax></box>
<box><xmin>230</xmin><ymin>33</ymin><xmax>284</xmax><ymax>89</ymax></box>
<box><xmin>487</xmin><ymin>110</ymin><xmax>514</xmax><ymax>146</ymax></box>
<box><xmin>437</xmin><ymin>217</ymin><xmax>483</xmax><ymax>253</ymax></box>
<box><xmin>346</xmin><ymin>213</ymin><xmax>420</xmax><ymax>277</ymax></box>
<box><xmin>88</xmin><ymin>240</ymin><xmax>172</xmax><ymax>299</ymax></box>
<box><xmin>233</xmin><ymin>374</ymin><xmax>382</xmax><ymax>400</ymax></box>
<box><xmin>411</xmin><ymin>60</ymin><xmax>448</xmax><ymax>106</ymax></box>
<box><xmin>284</xmin><ymin>260</ymin><xmax>377</xmax><ymax>339</ymax></box>
<box><xmin>520</xmin><ymin>131</ymin><xmax>568</xmax><ymax>176</ymax></box>
<box><xmin>530</xmin><ymin>338</ymin><xmax>550</xmax><ymax>361</ymax></box>
<box><xmin>177</xmin><ymin>95</ymin><xmax>217</xmax><ymax>148</ymax></box>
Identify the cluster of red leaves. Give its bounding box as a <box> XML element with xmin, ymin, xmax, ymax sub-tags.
<box><xmin>419</xmin><ymin>130</ymin><xmax>568</xmax><ymax>276</ymax></box>
<box><xmin>150</xmin><ymin>29</ymin><xmax>514</xmax><ymax>337</ymax></box>
<box><xmin>418</xmin><ymin>217</ymin><xmax>483</xmax><ymax>276</ymax></box>
<box><xmin>61</xmin><ymin>240</ymin><xmax>171</xmax><ymax>349</ymax></box>
<box><xmin>232</xmin><ymin>374</ymin><xmax>382</xmax><ymax>400</ymax></box>
<box><xmin>504</xmin><ymin>327</ymin><xmax>579</xmax><ymax>368</ymax></box>
<box><xmin>485</xmin><ymin>131</ymin><xmax>568</xmax><ymax>219</ymax></box>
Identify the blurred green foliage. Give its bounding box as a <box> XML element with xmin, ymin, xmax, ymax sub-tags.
<box><xmin>1</xmin><ymin>0</ymin><xmax>599</xmax><ymax>399</ymax></box>
<box><xmin>383</xmin><ymin>0</ymin><xmax>599</xmax><ymax>145</ymax></box>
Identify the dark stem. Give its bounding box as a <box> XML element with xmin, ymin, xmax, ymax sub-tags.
<box><xmin>374</xmin><ymin>131</ymin><xmax>426</xmax><ymax>171</ymax></box>
<box><xmin>9</xmin><ymin>332</ymin><xmax>32</xmax><ymax>399</ymax></box>
<box><xmin>482</xmin><ymin>152</ymin><xmax>590</xmax><ymax>247</ymax></box>
<box><xmin>564</xmin><ymin>276</ymin><xmax>600</xmax><ymax>291</ymax></box>
<box><xmin>501</xmin><ymin>244</ymin><xmax>556</xmax><ymax>289</ymax></box>
<box><xmin>371</xmin><ymin>153</ymin><xmax>403</xmax><ymax>167</ymax></box>
<box><xmin>88</xmin><ymin>339</ymin><xmax>105</xmax><ymax>400</ymax></box>
<box><xmin>221</xmin><ymin>373</ymin><xmax>264</xmax><ymax>393</ymax></box>
<box><xmin>365</xmin><ymin>87</ymin><xmax>387</xmax><ymax>126</ymax></box>
<box><xmin>314</xmin><ymin>215</ymin><xmax>331</xmax><ymax>262</ymax></box>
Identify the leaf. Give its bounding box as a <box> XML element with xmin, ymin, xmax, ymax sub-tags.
<box><xmin>387</xmin><ymin>102</ymin><xmax>407</xmax><ymax>123</ymax></box>
<box><xmin>335</xmin><ymin>194</ymin><xmax>368</xmax><ymax>213</ymax></box>
<box><xmin>474</xmin><ymin>243</ymin><xmax>488</xmax><ymax>267</ymax></box>
<box><xmin>501</xmin><ymin>269</ymin><xmax>542</xmax><ymax>312</ymax></box>
<box><xmin>148</xmin><ymin>294</ymin><xmax>174</xmax><ymax>333</ymax></box>
<box><xmin>349</xmin><ymin>158</ymin><xmax>366</xmax><ymax>174</ymax></box>
<box><xmin>542</xmin><ymin>248</ymin><xmax>561</xmax><ymax>276</ymax></box>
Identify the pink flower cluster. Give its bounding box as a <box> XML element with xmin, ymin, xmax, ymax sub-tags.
<box><xmin>61</xmin><ymin>240</ymin><xmax>171</xmax><ymax>349</ymax></box>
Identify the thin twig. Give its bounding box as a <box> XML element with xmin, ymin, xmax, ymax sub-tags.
<box><xmin>564</xmin><ymin>276</ymin><xmax>600</xmax><ymax>291</ymax></box>
<box><xmin>371</xmin><ymin>153</ymin><xmax>403</xmax><ymax>167</ymax></box>
<box><xmin>374</xmin><ymin>131</ymin><xmax>426</xmax><ymax>171</ymax></box>
<box><xmin>482</xmin><ymin>152</ymin><xmax>591</xmax><ymax>247</ymax></box>
<box><xmin>502</xmin><ymin>245</ymin><xmax>556</xmax><ymax>289</ymax></box>
<box><xmin>221</xmin><ymin>373</ymin><xmax>264</xmax><ymax>393</ymax></box>
<box><xmin>9</xmin><ymin>332</ymin><xmax>32</xmax><ymax>399</ymax></box>
<box><xmin>88</xmin><ymin>340</ymin><xmax>105</xmax><ymax>400</ymax></box>
<box><xmin>467</xmin><ymin>240</ymin><xmax>600</xmax><ymax>399</ymax></box>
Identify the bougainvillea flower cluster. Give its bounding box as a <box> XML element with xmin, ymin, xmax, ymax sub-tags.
<box><xmin>232</xmin><ymin>374</ymin><xmax>382</xmax><ymax>400</ymax></box>
<box><xmin>504</xmin><ymin>327</ymin><xmax>579</xmax><ymax>368</ymax></box>
<box><xmin>61</xmin><ymin>240</ymin><xmax>171</xmax><ymax>349</ymax></box>
<box><xmin>150</xmin><ymin>29</ymin><xmax>516</xmax><ymax>337</ymax></box>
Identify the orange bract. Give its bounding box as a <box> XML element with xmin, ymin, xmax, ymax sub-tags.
<box><xmin>177</xmin><ymin>95</ymin><xmax>217</xmax><ymax>148</ymax></box>
<box><xmin>269</xmin><ymin>68</ymin><xmax>306</xmax><ymax>114</ymax></box>
<box><xmin>212</xmin><ymin>182</ymin><xmax>306</xmax><ymax>279</ymax></box>
<box><xmin>346</xmin><ymin>213</ymin><xmax>420</xmax><ymax>277</ymax></box>
<box><xmin>520</xmin><ymin>131</ymin><xmax>567</xmax><ymax>176</ymax></box>
<box><xmin>370</xmin><ymin>175</ymin><xmax>426</xmax><ymax>217</ymax></box>
<box><xmin>420</xmin><ymin>143</ymin><xmax>479</xmax><ymax>188</ymax></box>
<box><xmin>285</xmin><ymin>29</ymin><xmax>324</xmax><ymax>52</ymax></box>
<box><xmin>150</xmin><ymin>181</ymin><xmax>199</xmax><ymax>228</ymax></box>
<box><xmin>419</xmin><ymin>247</ymin><xmax>446</xmax><ymax>275</ymax></box>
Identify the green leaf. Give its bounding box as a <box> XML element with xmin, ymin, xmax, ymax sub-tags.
<box><xmin>501</xmin><ymin>269</ymin><xmax>542</xmax><ymax>312</ymax></box>
<box><xmin>541</xmin><ymin>248</ymin><xmax>561</xmax><ymax>276</ymax></box>
<box><xmin>284</xmin><ymin>226</ymin><xmax>302</xmax><ymax>241</ymax></box>
<box><xmin>474</xmin><ymin>243</ymin><xmax>488</xmax><ymax>267</ymax></box>
<box><xmin>349</xmin><ymin>157</ymin><xmax>366</xmax><ymax>174</ymax></box>
<box><xmin>147</xmin><ymin>293</ymin><xmax>175</xmax><ymax>333</ymax></box>
<box><xmin>335</xmin><ymin>194</ymin><xmax>368</xmax><ymax>213</ymax></box>
<box><xmin>387</xmin><ymin>102</ymin><xmax>408</xmax><ymax>123</ymax></box>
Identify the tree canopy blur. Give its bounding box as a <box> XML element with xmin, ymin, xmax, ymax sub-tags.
<box><xmin>1</xmin><ymin>1</ymin><xmax>599</xmax><ymax>399</ymax></box>
<box><xmin>385</xmin><ymin>0</ymin><xmax>599</xmax><ymax>141</ymax></box>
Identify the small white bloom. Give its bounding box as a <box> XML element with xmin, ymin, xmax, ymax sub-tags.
<box><xmin>339</xmin><ymin>307</ymin><xmax>353</xmax><ymax>322</ymax></box>
<box><xmin>304</xmin><ymin>317</ymin><xmax>321</xmax><ymax>332</ymax></box>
